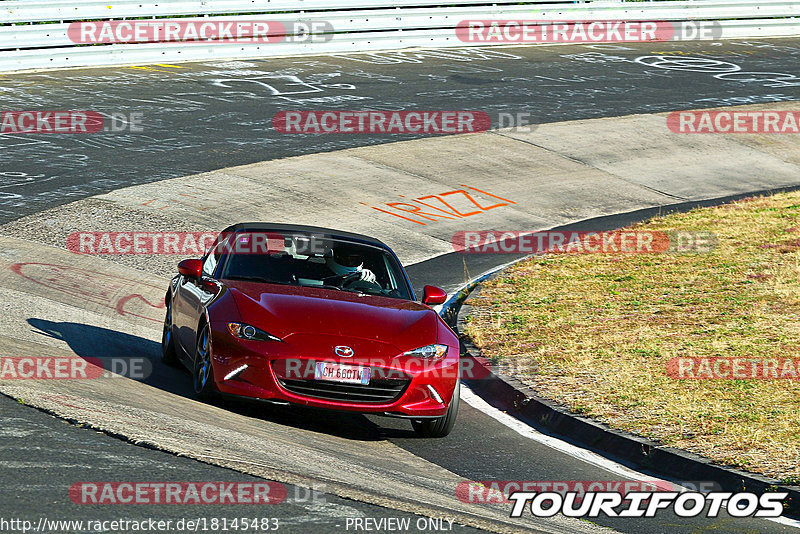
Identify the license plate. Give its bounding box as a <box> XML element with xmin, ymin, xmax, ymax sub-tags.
<box><xmin>314</xmin><ymin>361</ymin><xmax>370</xmax><ymax>385</ymax></box>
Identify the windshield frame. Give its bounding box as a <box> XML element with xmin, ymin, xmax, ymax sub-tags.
<box><xmin>208</xmin><ymin>229</ymin><xmax>416</xmax><ymax>301</ymax></box>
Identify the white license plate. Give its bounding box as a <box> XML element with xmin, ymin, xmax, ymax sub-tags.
<box><xmin>314</xmin><ymin>362</ymin><xmax>370</xmax><ymax>385</ymax></box>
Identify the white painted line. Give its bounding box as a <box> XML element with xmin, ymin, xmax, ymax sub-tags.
<box><xmin>459</xmin><ymin>385</ymin><xmax>648</xmax><ymax>481</ymax></box>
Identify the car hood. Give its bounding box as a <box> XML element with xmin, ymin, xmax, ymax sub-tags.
<box><xmin>226</xmin><ymin>281</ymin><xmax>438</xmax><ymax>351</ymax></box>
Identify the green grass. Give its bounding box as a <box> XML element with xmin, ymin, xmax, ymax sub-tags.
<box><xmin>465</xmin><ymin>191</ymin><xmax>800</xmax><ymax>480</ymax></box>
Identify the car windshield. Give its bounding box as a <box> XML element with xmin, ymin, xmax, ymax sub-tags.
<box><xmin>217</xmin><ymin>230</ymin><xmax>413</xmax><ymax>300</ymax></box>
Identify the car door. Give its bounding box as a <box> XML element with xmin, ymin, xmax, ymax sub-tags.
<box><xmin>175</xmin><ymin>247</ymin><xmax>221</xmax><ymax>357</ymax></box>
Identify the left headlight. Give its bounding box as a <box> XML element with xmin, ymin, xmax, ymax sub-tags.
<box><xmin>227</xmin><ymin>322</ymin><xmax>282</xmax><ymax>342</ymax></box>
<box><xmin>403</xmin><ymin>344</ymin><xmax>448</xmax><ymax>359</ymax></box>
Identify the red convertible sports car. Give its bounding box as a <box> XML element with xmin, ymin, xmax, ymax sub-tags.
<box><xmin>162</xmin><ymin>223</ymin><xmax>461</xmax><ymax>437</ymax></box>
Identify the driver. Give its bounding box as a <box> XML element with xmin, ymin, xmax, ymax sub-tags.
<box><xmin>326</xmin><ymin>246</ymin><xmax>378</xmax><ymax>285</ymax></box>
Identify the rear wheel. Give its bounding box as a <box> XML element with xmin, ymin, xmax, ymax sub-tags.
<box><xmin>193</xmin><ymin>323</ymin><xmax>216</xmax><ymax>400</ymax></box>
<box><xmin>412</xmin><ymin>379</ymin><xmax>460</xmax><ymax>438</ymax></box>
<box><xmin>161</xmin><ymin>299</ymin><xmax>178</xmax><ymax>366</ymax></box>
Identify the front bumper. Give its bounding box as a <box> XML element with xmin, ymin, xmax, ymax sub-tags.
<box><xmin>209</xmin><ymin>327</ymin><xmax>459</xmax><ymax>418</ymax></box>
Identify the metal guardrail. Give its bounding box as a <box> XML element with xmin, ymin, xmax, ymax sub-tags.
<box><xmin>0</xmin><ymin>0</ymin><xmax>561</xmax><ymax>23</ymax></box>
<box><xmin>0</xmin><ymin>0</ymin><xmax>798</xmax><ymax>72</ymax></box>
<box><xmin>2</xmin><ymin>0</ymin><xmax>797</xmax><ymax>23</ymax></box>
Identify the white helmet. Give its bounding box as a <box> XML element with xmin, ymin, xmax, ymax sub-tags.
<box><xmin>327</xmin><ymin>246</ymin><xmax>364</xmax><ymax>275</ymax></box>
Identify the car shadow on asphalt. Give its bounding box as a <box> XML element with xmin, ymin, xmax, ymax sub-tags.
<box><xmin>26</xmin><ymin>318</ymin><xmax>418</xmax><ymax>441</ymax></box>
<box><xmin>27</xmin><ymin>317</ymin><xmax>190</xmax><ymax>397</ymax></box>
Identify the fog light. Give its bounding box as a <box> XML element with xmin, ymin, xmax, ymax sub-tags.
<box><xmin>427</xmin><ymin>384</ymin><xmax>443</xmax><ymax>403</ymax></box>
<box><xmin>224</xmin><ymin>364</ymin><xmax>248</xmax><ymax>381</ymax></box>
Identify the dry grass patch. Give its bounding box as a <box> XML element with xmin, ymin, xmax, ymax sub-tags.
<box><xmin>464</xmin><ymin>191</ymin><xmax>800</xmax><ymax>481</ymax></box>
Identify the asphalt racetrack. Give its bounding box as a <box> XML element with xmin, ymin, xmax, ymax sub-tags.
<box><xmin>2</xmin><ymin>38</ymin><xmax>800</xmax><ymax>534</ymax></box>
<box><xmin>2</xmin><ymin>38</ymin><xmax>800</xmax><ymax>223</ymax></box>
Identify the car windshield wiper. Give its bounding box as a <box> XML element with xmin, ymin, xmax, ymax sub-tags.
<box><xmin>318</xmin><ymin>284</ymin><xmax>343</xmax><ymax>291</ymax></box>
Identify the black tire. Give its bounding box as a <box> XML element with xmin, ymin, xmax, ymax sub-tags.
<box><xmin>192</xmin><ymin>323</ymin><xmax>216</xmax><ymax>400</ymax></box>
<box><xmin>412</xmin><ymin>379</ymin><xmax>460</xmax><ymax>438</ymax></box>
<box><xmin>161</xmin><ymin>298</ymin><xmax>178</xmax><ymax>366</ymax></box>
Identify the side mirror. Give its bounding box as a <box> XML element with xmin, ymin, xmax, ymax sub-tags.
<box><xmin>178</xmin><ymin>258</ymin><xmax>203</xmax><ymax>279</ymax></box>
<box><xmin>422</xmin><ymin>285</ymin><xmax>447</xmax><ymax>306</ymax></box>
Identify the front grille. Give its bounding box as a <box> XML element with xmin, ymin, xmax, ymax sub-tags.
<box><xmin>276</xmin><ymin>377</ymin><xmax>411</xmax><ymax>404</ymax></box>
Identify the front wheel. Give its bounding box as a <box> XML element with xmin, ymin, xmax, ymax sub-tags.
<box><xmin>193</xmin><ymin>323</ymin><xmax>216</xmax><ymax>400</ymax></box>
<box><xmin>412</xmin><ymin>379</ymin><xmax>460</xmax><ymax>438</ymax></box>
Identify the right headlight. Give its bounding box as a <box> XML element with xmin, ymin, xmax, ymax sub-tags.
<box><xmin>403</xmin><ymin>344</ymin><xmax>448</xmax><ymax>359</ymax></box>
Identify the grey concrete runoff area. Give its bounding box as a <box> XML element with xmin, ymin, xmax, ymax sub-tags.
<box><xmin>1</xmin><ymin>38</ymin><xmax>800</xmax><ymax>534</ymax></box>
